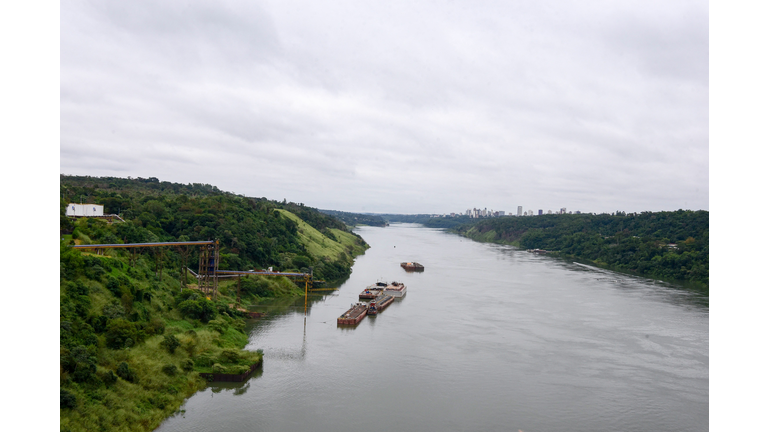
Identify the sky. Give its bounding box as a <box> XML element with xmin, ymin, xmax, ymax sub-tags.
<box><xmin>59</xmin><ymin>0</ymin><xmax>709</xmax><ymax>215</ymax></box>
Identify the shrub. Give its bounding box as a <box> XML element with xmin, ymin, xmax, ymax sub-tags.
<box><xmin>161</xmin><ymin>364</ymin><xmax>178</xmax><ymax>376</ymax></box>
<box><xmin>85</xmin><ymin>264</ymin><xmax>106</xmax><ymax>280</ymax></box>
<box><xmin>61</xmin><ymin>345</ymin><xmax>98</xmax><ymax>384</ymax></box>
<box><xmin>105</xmin><ymin>318</ymin><xmax>143</xmax><ymax>349</ymax></box>
<box><xmin>60</xmin><ymin>388</ymin><xmax>77</xmax><ymax>409</ymax></box>
<box><xmin>179</xmin><ymin>298</ymin><xmax>217</xmax><ymax>323</ymax></box>
<box><xmin>211</xmin><ymin>363</ymin><xmax>225</xmax><ymax>374</ymax></box>
<box><xmin>102</xmin><ymin>300</ymin><xmax>125</xmax><ymax>319</ymax></box>
<box><xmin>101</xmin><ymin>370</ymin><xmax>117</xmax><ymax>387</ymax></box>
<box><xmin>116</xmin><ymin>362</ymin><xmax>137</xmax><ymax>383</ymax></box>
<box><xmin>91</xmin><ymin>315</ymin><xmax>109</xmax><ymax>333</ymax></box>
<box><xmin>72</xmin><ymin>362</ymin><xmax>97</xmax><ymax>383</ymax></box>
<box><xmin>160</xmin><ymin>334</ymin><xmax>180</xmax><ymax>354</ymax></box>
<box><xmin>193</xmin><ymin>354</ymin><xmax>214</xmax><ymax>368</ymax></box>
<box><xmin>147</xmin><ymin>317</ymin><xmax>165</xmax><ymax>335</ymax></box>
<box><xmin>207</xmin><ymin>318</ymin><xmax>228</xmax><ymax>334</ymax></box>
<box><xmin>106</xmin><ymin>276</ymin><xmax>122</xmax><ymax>297</ymax></box>
<box><xmin>182</xmin><ymin>359</ymin><xmax>194</xmax><ymax>372</ymax></box>
<box><xmin>219</xmin><ymin>349</ymin><xmax>240</xmax><ymax>363</ymax></box>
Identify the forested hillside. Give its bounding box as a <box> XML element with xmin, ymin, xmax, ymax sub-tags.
<box><xmin>59</xmin><ymin>175</ymin><xmax>368</xmax><ymax>431</ymax></box>
<box><xmin>319</xmin><ymin>209</ymin><xmax>387</xmax><ymax>227</ymax></box>
<box><xmin>454</xmin><ymin>210</ymin><xmax>709</xmax><ymax>291</ymax></box>
<box><xmin>60</xmin><ymin>175</ymin><xmax>368</xmax><ymax>281</ymax></box>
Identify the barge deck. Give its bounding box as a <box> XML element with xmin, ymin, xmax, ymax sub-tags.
<box><xmin>367</xmin><ymin>294</ymin><xmax>394</xmax><ymax>315</ymax></box>
<box><xmin>337</xmin><ymin>303</ymin><xmax>368</xmax><ymax>325</ymax></box>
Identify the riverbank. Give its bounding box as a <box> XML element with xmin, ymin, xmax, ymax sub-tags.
<box><xmin>59</xmin><ymin>176</ymin><xmax>370</xmax><ymax>432</ymax></box>
<box><xmin>453</xmin><ymin>211</ymin><xmax>709</xmax><ymax>294</ymax></box>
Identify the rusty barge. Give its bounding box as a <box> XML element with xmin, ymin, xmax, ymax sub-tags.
<box><xmin>367</xmin><ymin>294</ymin><xmax>394</xmax><ymax>315</ymax></box>
<box><xmin>400</xmin><ymin>262</ymin><xmax>424</xmax><ymax>272</ymax></box>
<box><xmin>337</xmin><ymin>303</ymin><xmax>368</xmax><ymax>325</ymax></box>
<box><xmin>359</xmin><ymin>281</ymin><xmax>387</xmax><ymax>299</ymax></box>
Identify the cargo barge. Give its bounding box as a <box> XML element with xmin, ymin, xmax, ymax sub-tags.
<box><xmin>383</xmin><ymin>281</ymin><xmax>407</xmax><ymax>297</ymax></box>
<box><xmin>367</xmin><ymin>294</ymin><xmax>394</xmax><ymax>315</ymax></box>
<box><xmin>337</xmin><ymin>303</ymin><xmax>368</xmax><ymax>325</ymax></box>
<box><xmin>400</xmin><ymin>262</ymin><xmax>424</xmax><ymax>272</ymax></box>
<box><xmin>359</xmin><ymin>281</ymin><xmax>388</xmax><ymax>299</ymax></box>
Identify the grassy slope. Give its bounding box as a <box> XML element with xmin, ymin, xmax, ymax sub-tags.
<box><xmin>463</xmin><ymin>227</ymin><xmax>504</xmax><ymax>245</ymax></box>
<box><xmin>276</xmin><ymin>209</ymin><xmax>368</xmax><ymax>260</ymax></box>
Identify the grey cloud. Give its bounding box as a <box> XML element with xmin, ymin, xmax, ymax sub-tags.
<box><xmin>61</xmin><ymin>0</ymin><xmax>708</xmax><ymax>214</ymax></box>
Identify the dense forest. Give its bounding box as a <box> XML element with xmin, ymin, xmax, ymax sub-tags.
<box><xmin>453</xmin><ymin>210</ymin><xmax>709</xmax><ymax>291</ymax></box>
<box><xmin>319</xmin><ymin>209</ymin><xmax>387</xmax><ymax>227</ymax></box>
<box><xmin>59</xmin><ymin>175</ymin><xmax>369</xmax><ymax>431</ymax></box>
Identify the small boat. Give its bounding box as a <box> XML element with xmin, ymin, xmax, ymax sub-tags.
<box><xmin>337</xmin><ymin>303</ymin><xmax>368</xmax><ymax>326</ymax></box>
<box><xmin>359</xmin><ymin>281</ymin><xmax>388</xmax><ymax>299</ymax></box>
<box><xmin>400</xmin><ymin>262</ymin><xmax>424</xmax><ymax>272</ymax></box>
<box><xmin>367</xmin><ymin>294</ymin><xmax>394</xmax><ymax>315</ymax></box>
<box><xmin>383</xmin><ymin>281</ymin><xmax>407</xmax><ymax>298</ymax></box>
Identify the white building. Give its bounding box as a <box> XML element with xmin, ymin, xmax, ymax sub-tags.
<box><xmin>66</xmin><ymin>203</ymin><xmax>104</xmax><ymax>217</ymax></box>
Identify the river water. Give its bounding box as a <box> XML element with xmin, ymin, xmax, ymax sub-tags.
<box><xmin>156</xmin><ymin>224</ymin><xmax>708</xmax><ymax>432</ymax></box>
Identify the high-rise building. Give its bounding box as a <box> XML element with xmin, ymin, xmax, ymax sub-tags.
<box><xmin>560</xmin><ymin>207</ymin><xmax>567</xmax><ymax>214</ymax></box>
<box><xmin>538</xmin><ymin>209</ymin><xmax>543</xmax><ymax>215</ymax></box>
<box><xmin>517</xmin><ymin>206</ymin><xmax>522</xmax><ymax>217</ymax></box>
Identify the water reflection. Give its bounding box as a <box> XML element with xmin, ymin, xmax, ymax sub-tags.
<box><xmin>207</xmin><ymin>369</ymin><xmax>263</xmax><ymax>396</ymax></box>
<box><xmin>483</xmin><ymin>238</ymin><xmax>709</xmax><ymax>309</ymax></box>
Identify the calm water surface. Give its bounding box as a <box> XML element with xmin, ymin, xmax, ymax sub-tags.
<box><xmin>156</xmin><ymin>224</ymin><xmax>708</xmax><ymax>432</ymax></box>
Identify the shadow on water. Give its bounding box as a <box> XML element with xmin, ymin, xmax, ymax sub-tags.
<box><xmin>243</xmin><ymin>274</ymin><xmax>352</xmax><ymax>318</ymax></box>
<box><xmin>546</xmin><ymin>252</ymin><xmax>709</xmax><ymax>308</ymax></box>
<box><xmin>208</xmin><ymin>368</ymin><xmax>264</xmax><ymax>395</ymax></box>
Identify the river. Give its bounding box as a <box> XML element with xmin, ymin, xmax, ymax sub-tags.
<box><xmin>156</xmin><ymin>223</ymin><xmax>708</xmax><ymax>432</ymax></box>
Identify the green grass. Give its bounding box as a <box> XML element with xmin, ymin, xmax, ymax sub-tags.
<box><xmin>276</xmin><ymin>209</ymin><xmax>349</xmax><ymax>260</ymax></box>
<box><xmin>328</xmin><ymin>228</ymin><xmax>368</xmax><ymax>255</ymax></box>
<box><xmin>464</xmin><ymin>227</ymin><xmax>502</xmax><ymax>243</ymax></box>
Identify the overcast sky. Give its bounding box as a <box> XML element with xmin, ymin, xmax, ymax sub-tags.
<box><xmin>60</xmin><ymin>0</ymin><xmax>708</xmax><ymax>215</ymax></box>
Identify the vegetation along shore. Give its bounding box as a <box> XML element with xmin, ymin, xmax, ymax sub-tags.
<box><xmin>59</xmin><ymin>175</ymin><xmax>368</xmax><ymax>432</ymax></box>
<box><xmin>443</xmin><ymin>210</ymin><xmax>708</xmax><ymax>293</ymax></box>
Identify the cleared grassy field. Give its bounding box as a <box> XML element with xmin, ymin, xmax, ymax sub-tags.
<box><xmin>276</xmin><ymin>209</ymin><xmax>367</xmax><ymax>260</ymax></box>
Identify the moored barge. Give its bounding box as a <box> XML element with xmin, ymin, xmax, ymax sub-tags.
<box><xmin>337</xmin><ymin>303</ymin><xmax>368</xmax><ymax>325</ymax></box>
<box><xmin>400</xmin><ymin>262</ymin><xmax>424</xmax><ymax>272</ymax></box>
<box><xmin>383</xmin><ymin>281</ymin><xmax>407</xmax><ymax>297</ymax></box>
<box><xmin>367</xmin><ymin>294</ymin><xmax>394</xmax><ymax>315</ymax></box>
<box><xmin>359</xmin><ymin>281</ymin><xmax>388</xmax><ymax>299</ymax></box>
